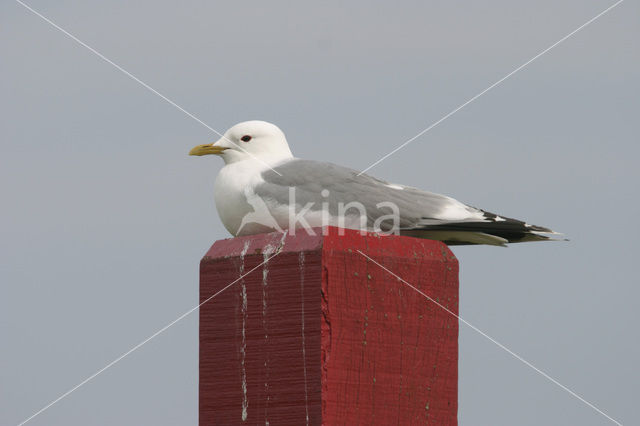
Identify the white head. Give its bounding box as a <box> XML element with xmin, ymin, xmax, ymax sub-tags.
<box><xmin>189</xmin><ymin>120</ymin><xmax>293</xmax><ymax>165</ymax></box>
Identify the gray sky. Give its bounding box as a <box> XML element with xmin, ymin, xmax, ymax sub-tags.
<box><xmin>1</xmin><ymin>1</ymin><xmax>638</xmax><ymax>425</ymax></box>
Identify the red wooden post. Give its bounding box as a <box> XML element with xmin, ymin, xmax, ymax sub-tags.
<box><xmin>199</xmin><ymin>227</ymin><xmax>458</xmax><ymax>425</ymax></box>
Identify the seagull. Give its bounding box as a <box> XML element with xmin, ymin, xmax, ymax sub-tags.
<box><xmin>190</xmin><ymin>120</ymin><xmax>561</xmax><ymax>246</ymax></box>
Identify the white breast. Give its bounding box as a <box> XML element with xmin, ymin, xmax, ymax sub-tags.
<box><xmin>214</xmin><ymin>160</ymin><xmax>267</xmax><ymax>235</ymax></box>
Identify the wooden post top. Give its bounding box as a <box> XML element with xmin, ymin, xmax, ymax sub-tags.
<box><xmin>202</xmin><ymin>226</ymin><xmax>458</xmax><ymax>262</ymax></box>
<box><xmin>200</xmin><ymin>227</ymin><xmax>458</xmax><ymax>425</ymax></box>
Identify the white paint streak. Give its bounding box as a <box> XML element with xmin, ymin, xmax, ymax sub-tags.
<box><xmin>261</xmin><ymin>243</ymin><xmax>276</xmax><ymax>425</ymax></box>
<box><xmin>262</xmin><ymin>244</ymin><xmax>275</xmax><ymax>318</ymax></box>
<box><xmin>239</xmin><ymin>240</ymin><xmax>251</xmax><ymax>422</ymax></box>
<box><xmin>386</xmin><ymin>183</ymin><xmax>404</xmax><ymax>190</ymax></box>
<box><xmin>494</xmin><ymin>216</ymin><xmax>506</xmax><ymax>222</ymax></box>
<box><xmin>299</xmin><ymin>251</ymin><xmax>310</xmax><ymax>425</ymax></box>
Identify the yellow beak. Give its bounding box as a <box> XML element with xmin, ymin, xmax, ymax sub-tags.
<box><xmin>189</xmin><ymin>143</ymin><xmax>228</xmax><ymax>156</ymax></box>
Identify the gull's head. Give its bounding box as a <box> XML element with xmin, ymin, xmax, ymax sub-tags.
<box><xmin>189</xmin><ymin>120</ymin><xmax>293</xmax><ymax>166</ymax></box>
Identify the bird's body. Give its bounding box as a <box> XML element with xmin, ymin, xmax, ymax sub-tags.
<box><xmin>191</xmin><ymin>121</ymin><xmax>560</xmax><ymax>246</ymax></box>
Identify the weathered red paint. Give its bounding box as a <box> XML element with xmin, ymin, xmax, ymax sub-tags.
<box><xmin>200</xmin><ymin>227</ymin><xmax>458</xmax><ymax>425</ymax></box>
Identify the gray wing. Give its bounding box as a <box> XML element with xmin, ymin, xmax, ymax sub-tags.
<box><xmin>258</xmin><ymin>159</ymin><xmax>557</xmax><ymax>245</ymax></box>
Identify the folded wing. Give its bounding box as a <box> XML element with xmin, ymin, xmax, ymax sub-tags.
<box><xmin>259</xmin><ymin>159</ymin><xmax>562</xmax><ymax>246</ymax></box>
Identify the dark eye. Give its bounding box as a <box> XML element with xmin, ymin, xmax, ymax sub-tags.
<box><xmin>240</xmin><ymin>135</ymin><xmax>252</xmax><ymax>142</ymax></box>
